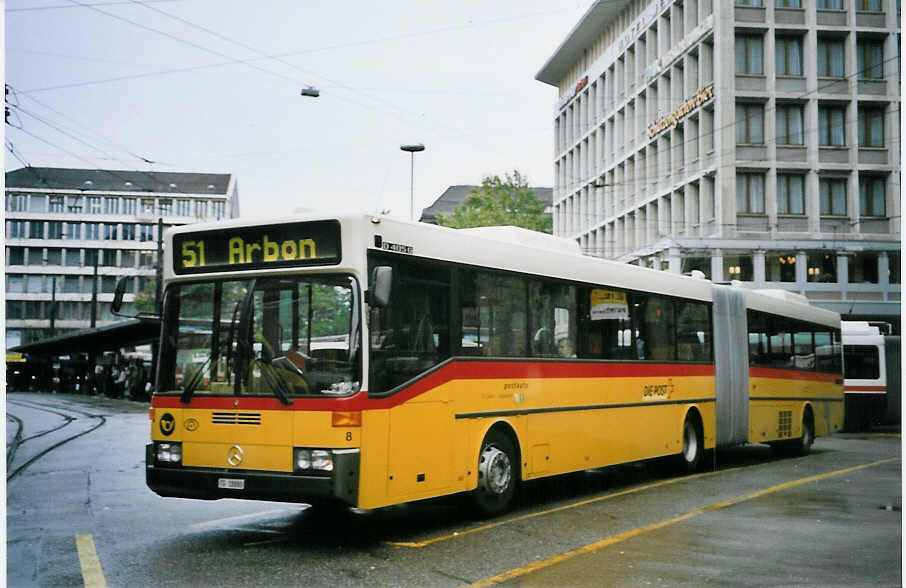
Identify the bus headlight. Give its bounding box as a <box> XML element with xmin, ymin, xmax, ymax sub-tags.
<box><xmin>311</xmin><ymin>450</ymin><xmax>334</xmax><ymax>472</ymax></box>
<box><xmin>294</xmin><ymin>449</ymin><xmax>312</xmax><ymax>471</ymax></box>
<box><xmin>293</xmin><ymin>448</ymin><xmax>334</xmax><ymax>472</ymax></box>
<box><xmin>156</xmin><ymin>442</ymin><xmax>182</xmax><ymax>465</ymax></box>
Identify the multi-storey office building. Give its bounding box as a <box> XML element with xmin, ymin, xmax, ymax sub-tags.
<box><xmin>536</xmin><ymin>0</ymin><xmax>900</xmax><ymax>327</ymax></box>
<box><xmin>5</xmin><ymin>167</ymin><xmax>239</xmax><ymax>348</ymax></box>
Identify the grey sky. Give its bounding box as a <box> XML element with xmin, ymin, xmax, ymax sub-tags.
<box><xmin>5</xmin><ymin>1</ymin><xmax>588</xmax><ymax>220</ymax></box>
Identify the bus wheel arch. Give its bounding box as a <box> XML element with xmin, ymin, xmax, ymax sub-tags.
<box><xmin>679</xmin><ymin>407</ymin><xmax>704</xmax><ymax>474</ymax></box>
<box><xmin>473</xmin><ymin>422</ymin><xmax>521</xmax><ymax>517</ymax></box>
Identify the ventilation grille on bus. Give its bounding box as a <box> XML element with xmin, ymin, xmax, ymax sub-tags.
<box><xmin>212</xmin><ymin>412</ymin><xmax>262</xmax><ymax>426</ymax></box>
<box><xmin>778</xmin><ymin>411</ymin><xmax>792</xmax><ymax>438</ymax></box>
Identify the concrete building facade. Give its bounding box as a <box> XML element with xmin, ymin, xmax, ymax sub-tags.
<box><xmin>5</xmin><ymin>167</ymin><xmax>239</xmax><ymax>348</ymax></box>
<box><xmin>536</xmin><ymin>0</ymin><xmax>900</xmax><ymax>327</ymax></box>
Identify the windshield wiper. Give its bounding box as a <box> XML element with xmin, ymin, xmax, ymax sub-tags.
<box><xmin>253</xmin><ymin>358</ymin><xmax>293</xmax><ymax>406</ymax></box>
<box><xmin>180</xmin><ymin>350</ymin><xmax>214</xmax><ymax>404</ymax></box>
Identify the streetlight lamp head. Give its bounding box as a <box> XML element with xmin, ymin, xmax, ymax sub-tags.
<box><xmin>400</xmin><ymin>143</ymin><xmax>425</xmax><ymax>153</ymax></box>
<box><xmin>300</xmin><ymin>87</ymin><xmax>320</xmax><ymax>97</ymax></box>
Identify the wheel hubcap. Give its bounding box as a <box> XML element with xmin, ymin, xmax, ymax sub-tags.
<box><xmin>683</xmin><ymin>424</ymin><xmax>698</xmax><ymax>462</ymax></box>
<box><xmin>478</xmin><ymin>445</ymin><xmax>511</xmax><ymax>495</ymax></box>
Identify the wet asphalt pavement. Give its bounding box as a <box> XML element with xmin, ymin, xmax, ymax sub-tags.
<box><xmin>5</xmin><ymin>392</ymin><xmax>901</xmax><ymax>587</ymax></box>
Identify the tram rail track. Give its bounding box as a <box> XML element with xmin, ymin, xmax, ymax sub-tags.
<box><xmin>6</xmin><ymin>397</ymin><xmax>107</xmax><ymax>483</ymax></box>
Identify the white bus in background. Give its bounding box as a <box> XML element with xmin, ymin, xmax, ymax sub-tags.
<box><xmin>842</xmin><ymin>321</ymin><xmax>901</xmax><ymax>430</ymax></box>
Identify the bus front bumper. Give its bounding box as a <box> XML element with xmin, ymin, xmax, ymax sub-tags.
<box><xmin>145</xmin><ymin>444</ymin><xmax>360</xmax><ymax>505</ymax></box>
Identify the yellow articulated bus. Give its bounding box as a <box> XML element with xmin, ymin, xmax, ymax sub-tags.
<box><xmin>144</xmin><ymin>213</ymin><xmax>843</xmax><ymax>516</ymax></box>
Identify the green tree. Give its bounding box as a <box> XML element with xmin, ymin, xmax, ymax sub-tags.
<box><xmin>436</xmin><ymin>170</ymin><xmax>551</xmax><ymax>233</ymax></box>
<box><xmin>134</xmin><ymin>279</ymin><xmax>158</xmax><ymax>313</ymax></box>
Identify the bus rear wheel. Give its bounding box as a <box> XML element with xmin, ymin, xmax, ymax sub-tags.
<box><xmin>679</xmin><ymin>417</ymin><xmax>703</xmax><ymax>474</ymax></box>
<box><xmin>473</xmin><ymin>429</ymin><xmax>518</xmax><ymax>517</ymax></box>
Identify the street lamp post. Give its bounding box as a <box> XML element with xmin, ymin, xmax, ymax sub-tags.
<box><xmin>400</xmin><ymin>143</ymin><xmax>425</xmax><ymax>221</ymax></box>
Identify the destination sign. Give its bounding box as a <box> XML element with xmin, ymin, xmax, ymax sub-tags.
<box><xmin>172</xmin><ymin>220</ymin><xmax>341</xmax><ymax>274</ymax></box>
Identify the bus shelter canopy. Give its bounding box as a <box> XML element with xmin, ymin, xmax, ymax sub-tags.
<box><xmin>10</xmin><ymin>318</ymin><xmax>161</xmax><ymax>357</ymax></box>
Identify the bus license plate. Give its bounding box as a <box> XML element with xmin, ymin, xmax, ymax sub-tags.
<box><xmin>218</xmin><ymin>478</ymin><xmax>244</xmax><ymax>490</ymax></box>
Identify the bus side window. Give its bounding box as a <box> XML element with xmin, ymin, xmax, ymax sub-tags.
<box><xmin>676</xmin><ymin>301</ymin><xmax>711</xmax><ymax>362</ymax></box>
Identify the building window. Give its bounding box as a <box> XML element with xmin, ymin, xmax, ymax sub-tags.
<box><xmin>67</xmin><ymin>196</ymin><xmax>83</xmax><ymax>213</ymax></box>
<box><xmin>141</xmin><ymin>199</ymin><xmax>155</xmax><ymax>215</ymax></box>
<box><xmin>736</xmin><ymin>0</ymin><xmax>763</xmax><ymax>4</ymax></box>
<box><xmin>817</xmin><ymin>39</ymin><xmax>845</xmax><ymax>77</ymax></box>
<box><xmin>122</xmin><ymin>198</ymin><xmax>137</xmax><ymax>215</ymax></box>
<box><xmin>101</xmin><ymin>250</ymin><xmax>117</xmax><ymax>266</ymax></box>
<box><xmin>158</xmin><ymin>199</ymin><xmax>173</xmax><ymax>216</ymax></box>
<box><xmin>139</xmin><ymin>224</ymin><xmax>154</xmax><ymax>242</ymax></box>
<box><xmin>7</xmin><ymin>275</ymin><xmax>24</xmax><ymax>293</ymax></box>
<box><xmin>736</xmin><ymin>173</ymin><xmax>765</xmax><ymax>214</ymax></box>
<box><xmin>49</xmin><ymin>196</ymin><xmax>65</xmax><ymax>212</ymax></box>
<box><xmin>8</xmin><ymin>247</ymin><xmax>25</xmax><ymax>265</ymax></box>
<box><xmin>121</xmin><ymin>250</ymin><xmax>135</xmax><ymax>267</ymax></box>
<box><xmin>26</xmin><ymin>275</ymin><xmax>43</xmax><ymax>293</ymax></box>
<box><xmin>84</xmin><ymin>223</ymin><xmax>100</xmax><ymax>240</ymax></box>
<box><xmin>176</xmin><ymin>199</ymin><xmax>191</xmax><ymax>216</ymax></box>
<box><xmin>139</xmin><ymin>251</ymin><xmax>155</xmax><ymax>268</ymax></box>
<box><xmin>808</xmin><ymin>252</ymin><xmax>838</xmax><ymax>282</ymax></box>
<box><xmin>857</xmin><ymin>41</ymin><xmax>884</xmax><ymax>79</ymax></box>
<box><xmin>777</xmin><ymin>174</ymin><xmax>805</xmax><ymax>214</ymax></box>
<box><xmin>65</xmin><ymin>222</ymin><xmax>81</xmax><ymax>240</ymax></box>
<box><xmin>681</xmin><ymin>257</ymin><xmax>711</xmax><ymax>279</ymax></box>
<box><xmin>46</xmin><ymin>248</ymin><xmax>62</xmax><ymax>265</ymax></box>
<box><xmin>888</xmin><ymin>253</ymin><xmax>900</xmax><ymax>284</ymax></box>
<box><xmin>736</xmin><ymin>103</ymin><xmax>764</xmax><ymax>144</ymax></box>
<box><xmin>849</xmin><ymin>252</ymin><xmax>879</xmax><ymax>283</ymax></box>
<box><xmin>776</xmin><ymin>0</ymin><xmax>802</xmax><ymax>6</ymax></box>
<box><xmin>212</xmin><ymin>201</ymin><xmax>225</xmax><ymax>220</ymax></box>
<box><xmin>64</xmin><ymin>275</ymin><xmax>80</xmax><ymax>293</ymax></box>
<box><xmin>858</xmin><ymin>107</ymin><xmax>885</xmax><ymax>147</ymax></box>
<box><xmin>25</xmin><ymin>301</ymin><xmax>43</xmax><ymax>320</ymax></box>
<box><xmin>29</xmin><ymin>221</ymin><xmax>45</xmax><ymax>239</ymax></box>
<box><xmin>776</xmin><ymin>104</ymin><xmax>804</xmax><ymax>145</ymax></box>
<box><xmin>104</xmin><ymin>197</ymin><xmax>120</xmax><ymax>214</ymax></box>
<box><xmin>819</xmin><ymin>178</ymin><xmax>847</xmax><ymax>216</ymax></box>
<box><xmin>87</xmin><ymin>197</ymin><xmax>102</xmax><ymax>214</ymax></box>
<box><xmin>103</xmin><ymin>223</ymin><xmax>118</xmax><ymax>240</ymax></box>
<box><xmin>776</xmin><ymin>37</ymin><xmax>803</xmax><ymax>76</ymax></box>
<box><xmin>28</xmin><ymin>195</ymin><xmax>47</xmax><ymax>212</ymax></box>
<box><xmin>65</xmin><ymin>249</ymin><xmax>82</xmax><ymax>266</ymax></box>
<box><xmin>859</xmin><ymin>176</ymin><xmax>886</xmax><ymax>217</ymax></box>
<box><xmin>735</xmin><ymin>35</ymin><xmax>764</xmax><ymax>74</ymax></box>
<box><xmin>6</xmin><ymin>194</ymin><xmax>26</xmax><ymax>211</ymax></box>
<box><xmin>724</xmin><ymin>255</ymin><xmax>754</xmax><ymax>281</ymax></box>
<box><xmin>856</xmin><ymin>0</ymin><xmax>883</xmax><ymax>10</ymax></box>
<box><xmin>121</xmin><ymin>224</ymin><xmax>136</xmax><ymax>240</ymax></box>
<box><xmin>766</xmin><ymin>252</ymin><xmax>798</xmax><ymax>282</ymax></box>
<box><xmin>8</xmin><ymin>220</ymin><xmax>27</xmax><ymax>238</ymax></box>
<box><xmin>194</xmin><ymin>200</ymin><xmax>208</xmax><ymax>218</ymax></box>
<box><xmin>818</xmin><ymin>105</ymin><xmax>846</xmax><ymax>146</ymax></box>
<box><xmin>47</xmin><ymin>221</ymin><xmax>63</xmax><ymax>239</ymax></box>
<box><xmin>817</xmin><ymin>0</ymin><xmax>844</xmax><ymax>8</ymax></box>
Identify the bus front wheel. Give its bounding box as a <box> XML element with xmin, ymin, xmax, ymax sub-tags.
<box><xmin>473</xmin><ymin>429</ymin><xmax>518</xmax><ymax>517</ymax></box>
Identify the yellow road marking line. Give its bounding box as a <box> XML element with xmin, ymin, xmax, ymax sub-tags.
<box><xmin>386</xmin><ymin>462</ymin><xmax>754</xmax><ymax>548</ymax></box>
<box><xmin>467</xmin><ymin>457</ymin><xmax>900</xmax><ymax>587</ymax></box>
<box><xmin>190</xmin><ymin>507</ymin><xmax>304</xmax><ymax>529</ymax></box>
<box><xmin>75</xmin><ymin>534</ymin><xmax>107</xmax><ymax>588</ymax></box>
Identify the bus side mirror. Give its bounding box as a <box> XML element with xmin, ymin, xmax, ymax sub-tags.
<box><xmin>112</xmin><ymin>277</ymin><xmax>128</xmax><ymax>314</ymax></box>
<box><xmin>370</xmin><ymin>266</ymin><xmax>393</xmax><ymax>308</ymax></box>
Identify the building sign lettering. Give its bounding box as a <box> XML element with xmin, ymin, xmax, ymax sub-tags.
<box><xmin>647</xmin><ymin>84</ymin><xmax>714</xmax><ymax>139</ymax></box>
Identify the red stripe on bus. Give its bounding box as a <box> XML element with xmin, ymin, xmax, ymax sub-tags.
<box><xmin>151</xmin><ymin>360</ymin><xmax>715</xmax><ymax>412</ymax></box>
<box><xmin>748</xmin><ymin>367</ymin><xmax>842</xmax><ymax>383</ymax></box>
<box><xmin>845</xmin><ymin>385</ymin><xmax>887</xmax><ymax>392</ymax></box>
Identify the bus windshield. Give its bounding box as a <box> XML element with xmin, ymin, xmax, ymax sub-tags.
<box><xmin>159</xmin><ymin>275</ymin><xmax>361</xmax><ymax>400</ymax></box>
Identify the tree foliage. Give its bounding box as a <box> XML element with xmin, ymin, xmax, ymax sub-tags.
<box><xmin>436</xmin><ymin>171</ymin><xmax>551</xmax><ymax>233</ymax></box>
